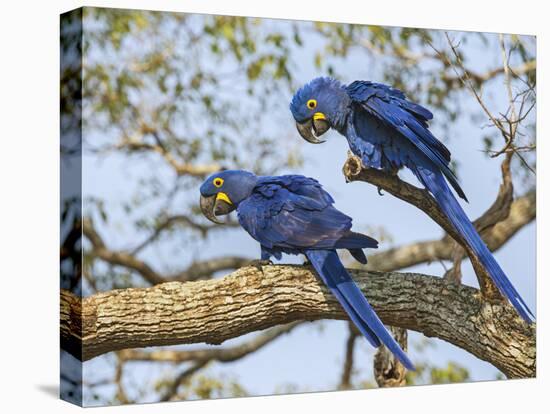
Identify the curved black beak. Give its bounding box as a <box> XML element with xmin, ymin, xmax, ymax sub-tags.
<box><xmin>200</xmin><ymin>194</ymin><xmax>236</xmax><ymax>224</ymax></box>
<box><xmin>295</xmin><ymin>118</ymin><xmax>330</xmax><ymax>144</ymax></box>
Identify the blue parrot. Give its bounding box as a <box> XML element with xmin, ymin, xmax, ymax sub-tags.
<box><xmin>199</xmin><ymin>169</ymin><xmax>415</xmax><ymax>370</ymax></box>
<box><xmin>290</xmin><ymin>77</ymin><xmax>534</xmax><ymax>323</ymax></box>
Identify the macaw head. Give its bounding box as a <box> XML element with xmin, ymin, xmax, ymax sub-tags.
<box><xmin>290</xmin><ymin>77</ymin><xmax>350</xmax><ymax>144</ymax></box>
<box><xmin>199</xmin><ymin>170</ymin><xmax>257</xmax><ymax>224</ymax></box>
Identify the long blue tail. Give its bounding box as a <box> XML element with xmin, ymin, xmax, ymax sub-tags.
<box><xmin>414</xmin><ymin>166</ymin><xmax>535</xmax><ymax>323</ymax></box>
<box><xmin>306</xmin><ymin>249</ymin><xmax>415</xmax><ymax>370</ymax></box>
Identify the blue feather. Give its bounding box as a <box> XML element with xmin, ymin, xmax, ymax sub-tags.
<box><xmin>289</xmin><ymin>77</ymin><xmax>535</xmax><ymax>324</ymax></box>
<box><xmin>230</xmin><ymin>172</ymin><xmax>416</xmax><ymax>366</ymax></box>
<box><xmin>414</xmin><ymin>165</ymin><xmax>535</xmax><ymax>323</ymax></box>
<box><xmin>307</xmin><ymin>250</ymin><xmax>415</xmax><ymax>370</ymax></box>
<box><xmin>347</xmin><ymin>81</ymin><xmax>467</xmax><ymax>201</ymax></box>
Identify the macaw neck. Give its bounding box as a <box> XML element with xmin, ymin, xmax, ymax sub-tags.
<box><xmin>329</xmin><ymin>106</ymin><xmax>350</xmax><ymax>134</ymax></box>
<box><xmin>325</xmin><ymin>88</ymin><xmax>352</xmax><ymax>133</ymax></box>
<box><xmin>230</xmin><ymin>173</ymin><xmax>258</xmax><ymax>206</ymax></box>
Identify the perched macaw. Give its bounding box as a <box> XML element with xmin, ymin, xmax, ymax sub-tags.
<box><xmin>290</xmin><ymin>77</ymin><xmax>534</xmax><ymax>323</ymax></box>
<box><xmin>199</xmin><ymin>170</ymin><xmax>415</xmax><ymax>370</ymax></box>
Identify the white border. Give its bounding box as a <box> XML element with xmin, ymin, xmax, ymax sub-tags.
<box><xmin>0</xmin><ymin>1</ymin><xmax>545</xmax><ymax>413</ymax></box>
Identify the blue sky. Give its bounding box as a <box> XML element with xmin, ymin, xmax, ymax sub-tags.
<box><xmin>79</xmin><ymin>15</ymin><xmax>536</xmax><ymax>404</ymax></box>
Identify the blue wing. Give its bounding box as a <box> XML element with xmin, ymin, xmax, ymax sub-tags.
<box><xmin>237</xmin><ymin>175</ymin><xmax>378</xmax><ymax>252</ymax></box>
<box><xmin>346</xmin><ymin>81</ymin><xmax>467</xmax><ymax>201</ymax></box>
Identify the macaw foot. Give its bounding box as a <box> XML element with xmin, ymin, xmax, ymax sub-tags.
<box><xmin>246</xmin><ymin>259</ymin><xmax>273</xmax><ymax>272</ymax></box>
<box><xmin>343</xmin><ymin>151</ymin><xmax>365</xmax><ymax>182</ymax></box>
<box><xmin>377</xmin><ymin>186</ymin><xmax>385</xmax><ymax>196</ymax></box>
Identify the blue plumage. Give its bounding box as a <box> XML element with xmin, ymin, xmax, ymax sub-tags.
<box><xmin>307</xmin><ymin>250</ymin><xmax>414</xmax><ymax>370</ymax></box>
<box><xmin>199</xmin><ymin>170</ymin><xmax>415</xmax><ymax>369</ymax></box>
<box><xmin>290</xmin><ymin>77</ymin><xmax>534</xmax><ymax>323</ymax></box>
<box><xmin>417</xmin><ymin>167</ymin><xmax>534</xmax><ymax>322</ymax></box>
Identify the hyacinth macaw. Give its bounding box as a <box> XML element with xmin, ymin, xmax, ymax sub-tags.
<box><xmin>290</xmin><ymin>77</ymin><xmax>534</xmax><ymax>323</ymax></box>
<box><xmin>199</xmin><ymin>170</ymin><xmax>415</xmax><ymax>370</ymax></box>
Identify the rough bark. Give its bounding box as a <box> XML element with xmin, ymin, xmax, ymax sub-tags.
<box><xmin>61</xmin><ymin>264</ymin><xmax>535</xmax><ymax>378</ymax></box>
<box><xmin>342</xmin><ymin>153</ymin><xmax>521</xmax><ymax>300</ymax></box>
<box><xmin>374</xmin><ymin>327</ymin><xmax>409</xmax><ymax>387</ymax></box>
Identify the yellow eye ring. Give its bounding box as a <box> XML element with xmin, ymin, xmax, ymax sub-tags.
<box><xmin>306</xmin><ymin>99</ymin><xmax>317</xmax><ymax>110</ymax></box>
<box><xmin>213</xmin><ymin>178</ymin><xmax>224</xmax><ymax>188</ymax></box>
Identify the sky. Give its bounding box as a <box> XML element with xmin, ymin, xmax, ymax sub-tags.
<box><xmin>77</xmin><ymin>13</ymin><xmax>536</xmax><ymax>405</ymax></box>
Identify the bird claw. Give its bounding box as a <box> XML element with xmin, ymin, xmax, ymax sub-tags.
<box><xmin>343</xmin><ymin>151</ymin><xmax>364</xmax><ymax>180</ymax></box>
<box><xmin>247</xmin><ymin>259</ymin><xmax>273</xmax><ymax>272</ymax></box>
<box><xmin>377</xmin><ymin>187</ymin><xmax>384</xmax><ymax>196</ymax></box>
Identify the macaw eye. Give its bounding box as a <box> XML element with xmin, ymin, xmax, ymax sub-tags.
<box><xmin>213</xmin><ymin>178</ymin><xmax>224</xmax><ymax>188</ymax></box>
<box><xmin>306</xmin><ymin>99</ymin><xmax>317</xmax><ymax>110</ymax></box>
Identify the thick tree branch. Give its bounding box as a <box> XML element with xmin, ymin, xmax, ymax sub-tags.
<box><xmin>61</xmin><ymin>265</ymin><xmax>535</xmax><ymax>378</ymax></box>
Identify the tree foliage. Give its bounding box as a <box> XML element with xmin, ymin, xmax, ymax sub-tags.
<box><xmin>60</xmin><ymin>7</ymin><xmax>536</xmax><ymax>405</ymax></box>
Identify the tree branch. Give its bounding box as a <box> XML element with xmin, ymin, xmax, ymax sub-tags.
<box><xmin>83</xmin><ymin>217</ymin><xmax>250</xmax><ymax>284</ymax></box>
<box><xmin>61</xmin><ymin>265</ymin><xmax>535</xmax><ymax>378</ymax></box>
<box><xmin>339</xmin><ymin>323</ymin><xmax>359</xmax><ymax>390</ymax></box>
<box><xmin>83</xmin><ymin>166</ymin><xmax>534</xmax><ymax>289</ymax></box>
<box><xmin>366</xmin><ymin>190</ymin><xmax>535</xmax><ymax>272</ymax></box>
<box><xmin>170</xmin><ymin>256</ymin><xmax>252</xmax><ymax>282</ymax></box>
<box><xmin>119</xmin><ymin>322</ymin><xmax>300</xmax><ymax>402</ymax></box>
<box><xmin>118</xmin><ymin>322</ymin><xmax>300</xmax><ymax>364</ymax></box>
<box><xmin>160</xmin><ymin>360</ymin><xmax>209</xmax><ymax>402</ymax></box>
<box><xmin>357</xmin><ymin>33</ymin><xmax>536</xmax><ymax>86</ymax></box>
<box><xmin>441</xmin><ymin>59</ymin><xmax>536</xmax><ymax>88</ymax></box>
<box><xmin>115</xmin><ymin>139</ymin><xmax>220</xmax><ymax>177</ymax></box>
<box><xmin>83</xmin><ymin>217</ymin><xmax>166</xmax><ymax>285</ymax></box>
<box><xmin>342</xmin><ymin>152</ymin><xmax>517</xmax><ymax>300</ymax></box>
<box><xmin>373</xmin><ymin>327</ymin><xmax>408</xmax><ymax>387</ymax></box>
<box><xmin>114</xmin><ymin>352</ymin><xmax>130</xmax><ymax>404</ymax></box>
<box><xmin>130</xmin><ymin>214</ymin><xmax>239</xmax><ymax>255</ymax></box>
